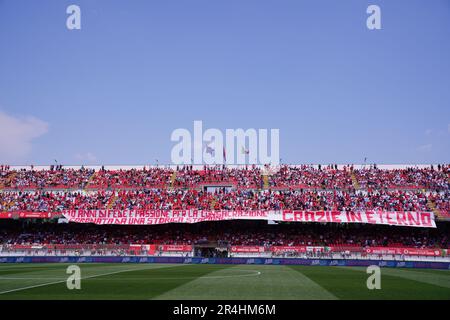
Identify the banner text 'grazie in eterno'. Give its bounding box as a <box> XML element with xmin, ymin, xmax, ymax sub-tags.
<box><xmin>61</xmin><ymin>210</ymin><xmax>436</xmax><ymax>228</ymax></box>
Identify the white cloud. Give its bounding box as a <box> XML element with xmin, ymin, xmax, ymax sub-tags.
<box><xmin>424</xmin><ymin>129</ymin><xmax>432</xmax><ymax>136</ymax></box>
<box><xmin>0</xmin><ymin>111</ymin><xmax>48</xmax><ymax>162</ymax></box>
<box><xmin>75</xmin><ymin>152</ymin><xmax>97</xmax><ymax>163</ymax></box>
<box><xmin>417</xmin><ymin>144</ymin><xmax>432</xmax><ymax>153</ymax></box>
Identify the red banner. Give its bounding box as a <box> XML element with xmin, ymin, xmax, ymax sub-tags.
<box><xmin>0</xmin><ymin>212</ymin><xmax>58</xmax><ymax>219</ymax></box>
<box><xmin>365</xmin><ymin>247</ymin><xmax>443</xmax><ymax>257</ymax></box>
<box><xmin>271</xmin><ymin>246</ymin><xmax>328</xmax><ymax>253</ymax></box>
<box><xmin>159</xmin><ymin>245</ymin><xmax>193</xmax><ymax>252</ymax></box>
<box><xmin>60</xmin><ymin>209</ymin><xmax>436</xmax><ymax>228</ymax></box>
<box><xmin>230</xmin><ymin>246</ymin><xmax>266</xmax><ymax>253</ymax></box>
<box><xmin>3</xmin><ymin>243</ymin><xmax>447</xmax><ymax>256</ymax></box>
<box><xmin>0</xmin><ymin>212</ymin><xmax>13</xmax><ymax>219</ymax></box>
<box><xmin>271</xmin><ymin>246</ymin><xmax>307</xmax><ymax>253</ymax></box>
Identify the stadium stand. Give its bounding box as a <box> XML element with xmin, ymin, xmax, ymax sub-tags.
<box><xmin>0</xmin><ymin>189</ymin><xmax>448</xmax><ymax>212</ymax></box>
<box><xmin>0</xmin><ymin>164</ymin><xmax>449</xmax><ymax>260</ymax></box>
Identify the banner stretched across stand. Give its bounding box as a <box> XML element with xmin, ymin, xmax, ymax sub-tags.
<box><xmin>62</xmin><ymin>210</ymin><xmax>437</xmax><ymax>228</ymax></box>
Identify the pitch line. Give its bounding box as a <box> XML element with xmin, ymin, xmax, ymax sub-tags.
<box><xmin>0</xmin><ymin>269</ymin><xmax>262</xmax><ymax>282</ymax></box>
<box><xmin>0</xmin><ymin>264</ymin><xmax>186</xmax><ymax>295</ymax></box>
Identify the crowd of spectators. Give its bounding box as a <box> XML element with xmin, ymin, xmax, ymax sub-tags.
<box><xmin>87</xmin><ymin>167</ymin><xmax>173</xmax><ymax>189</ymax></box>
<box><xmin>1</xmin><ymin>165</ymin><xmax>448</xmax><ymax>256</ymax></box>
<box><xmin>170</xmin><ymin>165</ymin><xmax>263</xmax><ymax>188</ymax></box>
<box><xmin>0</xmin><ymin>220</ymin><xmax>448</xmax><ymax>249</ymax></box>
<box><xmin>0</xmin><ymin>189</ymin><xmax>448</xmax><ymax>213</ymax></box>
<box><xmin>1</xmin><ymin>164</ymin><xmax>448</xmax><ymax>191</ymax></box>
<box><xmin>269</xmin><ymin>165</ymin><xmax>354</xmax><ymax>189</ymax></box>
<box><xmin>0</xmin><ymin>166</ymin><xmax>94</xmax><ymax>189</ymax></box>
<box><xmin>1</xmin><ymin>165</ymin><xmax>448</xmax><ymax>215</ymax></box>
<box><xmin>0</xmin><ymin>165</ymin><xmax>265</xmax><ymax>189</ymax></box>
<box><xmin>354</xmin><ymin>165</ymin><xmax>449</xmax><ymax>190</ymax></box>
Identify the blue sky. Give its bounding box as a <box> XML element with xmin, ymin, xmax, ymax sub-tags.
<box><xmin>0</xmin><ymin>0</ymin><xmax>449</xmax><ymax>165</ymax></box>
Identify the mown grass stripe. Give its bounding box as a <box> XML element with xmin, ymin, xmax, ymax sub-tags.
<box><xmin>0</xmin><ymin>264</ymin><xmax>181</xmax><ymax>296</ymax></box>
<box><xmin>0</xmin><ymin>263</ymin><xmax>183</xmax><ymax>299</ymax></box>
<box><xmin>0</xmin><ymin>264</ymin><xmax>449</xmax><ymax>300</ymax></box>
<box><xmin>0</xmin><ymin>264</ymin><xmax>230</xmax><ymax>300</ymax></box>
<box><xmin>154</xmin><ymin>265</ymin><xmax>337</xmax><ymax>300</ymax></box>
<box><xmin>340</xmin><ymin>266</ymin><xmax>450</xmax><ymax>289</ymax></box>
<box><xmin>293</xmin><ymin>266</ymin><xmax>450</xmax><ymax>300</ymax></box>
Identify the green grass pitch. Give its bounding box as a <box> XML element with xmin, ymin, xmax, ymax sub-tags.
<box><xmin>0</xmin><ymin>263</ymin><xmax>449</xmax><ymax>300</ymax></box>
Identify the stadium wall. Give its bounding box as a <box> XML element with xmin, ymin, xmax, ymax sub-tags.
<box><xmin>1</xmin><ymin>256</ymin><xmax>449</xmax><ymax>270</ymax></box>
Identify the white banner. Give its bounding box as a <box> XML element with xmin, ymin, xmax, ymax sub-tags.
<box><xmin>62</xmin><ymin>210</ymin><xmax>436</xmax><ymax>228</ymax></box>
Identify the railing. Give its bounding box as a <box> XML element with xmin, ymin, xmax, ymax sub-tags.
<box><xmin>1</xmin><ymin>244</ymin><xmax>448</xmax><ymax>262</ymax></box>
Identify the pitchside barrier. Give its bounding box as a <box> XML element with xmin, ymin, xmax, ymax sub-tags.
<box><xmin>0</xmin><ymin>256</ymin><xmax>449</xmax><ymax>269</ymax></box>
